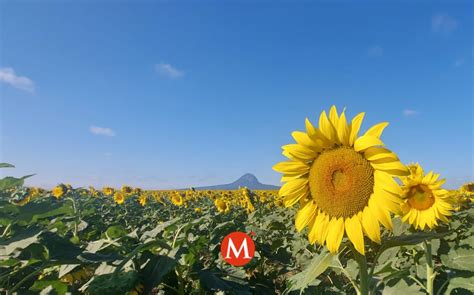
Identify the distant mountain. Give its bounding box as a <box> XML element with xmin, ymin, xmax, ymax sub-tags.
<box><xmin>193</xmin><ymin>173</ymin><xmax>279</xmax><ymax>190</ymax></box>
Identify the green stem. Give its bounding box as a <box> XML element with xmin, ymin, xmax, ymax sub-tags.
<box><xmin>424</xmin><ymin>240</ymin><xmax>435</xmax><ymax>295</ymax></box>
<box><xmin>353</xmin><ymin>248</ymin><xmax>369</xmax><ymax>295</ymax></box>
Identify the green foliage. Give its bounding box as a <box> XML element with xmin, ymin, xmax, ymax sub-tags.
<box><xmin>0</xmin><ymin>184</ymin><xmax>472</xmax><ymax>294</ymax></box>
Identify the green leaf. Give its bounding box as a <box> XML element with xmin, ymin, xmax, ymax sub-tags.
<box><xmin>0</xmin><ymin>228</ymin><xmax>42</xmax><ymax>256</ymax></box>
<box><xmin>441</xmin><ymin>248</ymin><xmax>474</xmax><ymax>271</ymax></box>
<box><xmin>381</xmin><ymin>232</ymin><xmax>449</xmax><ymax>250</ymax></box>
<box><xmin>0</xmin><ymin>174</ymin><xmax>35</xmax><ymax>190</ymax></box>
<box><xmin>288</xmin><ymin>249</ymin><xmax>334</xmax><ymax>292</ymax></box>
<box><xmin>382</xmin><ymin>279</ymin><xmax>421</xmax><ymax>295</ymax></box>
<box><xmin>88</xmin><ymin>271</ymin><xmax>139</xmax><ymax>295</ymax></box>
<box><xmin>30</xmin><ymin>280</ymin><xmax>68</xmax><ymax>294</ymax></box>
<box><xmin>198</xmin><ymin>268</ymin><xmax>251</xmax><ymax>294</ymax></box>
<box><xmin>0</xmin><ymin>163</ymin><xmax>14</xmax><ymax>168</ymax></box>
<box><xmin>142</xmin><ymin>254</ymin><xmax>177</xmax><ymax>294</ymax></box>
<box><xmin>445</xmin><ymin>276</ymin><xmax>474</xmax><ymax>294</ymax></box>
<box><xmin>105</xmin><ymin>225</ymin><xmax>128</xmax><ymax>239</ymax></box>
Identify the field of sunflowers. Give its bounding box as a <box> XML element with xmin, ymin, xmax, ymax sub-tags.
<box><xmin>1</xmin><ymin>106</ymin><xmax>473</xmax><ymax>294</ymax></box>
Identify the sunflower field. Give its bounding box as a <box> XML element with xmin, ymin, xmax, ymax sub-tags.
<box><xmin>1</xmin><ymin>106</ymin><xmax>473</xmax><ymax>294</ymax></box>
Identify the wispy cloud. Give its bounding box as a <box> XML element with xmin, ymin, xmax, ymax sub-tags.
<box><xmin>90</xmin><ymin>126</ymin><xmax>116</xmax><ymax>137</ymax></box>
<box><xmin>432</xmin><ymin>14</ymin><xmax>458</xmax><ymax>35</ymax></box>
<box><xmin>368</xmin><ymin>45</ymin><xmax>384</xmax><ymax>57</ymax></box>
<box><xmin>0</xmin><ymin>67</ymin><xmax>35</xmax><ymax>93</ymax></box>
<box><xmin>155</xmin><ymin>63</ymin><xmax>184</xmax><ymax>78</ymax></box>
<box><xmin>403</xmin><ymin>109</ymin><xmax>419</xmax><ymax>117</ymax></box>
<box><xmin>453</xmin><ymin>58</ymin><xmax>465</xmax><ymax>67</ymax></box>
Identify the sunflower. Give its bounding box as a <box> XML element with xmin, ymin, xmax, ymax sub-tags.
<box><xmin>215</xmin><ymin>198</ymin><xmax>230</xmax><ymax>213</ymax></box>
<box><xmin>52</xmin><ymin>184</ymin><xmax>66</xmax><ymax>199</ymax></box>
<box><xmin>171</xmin><ymin>193</ymin><xmax>184</xmax><ymax>206</ymax></box>
<box><xmin>114</xmin><ymin>191</ymin><xmax>125</xmax><ymax>205</ymax></box>
<box><xmin>102</xmin><ymin>187</ymin><xmax>115</xmax><ymax>196</ymax></box>
<box><xmin>121</xmin><ymin>185</ymin><xmax>133</xmax><ymax>195</ymax></box>
<box><xmin>399</xmin><ymin>163</ymin><xmax>453</xmax><ymax>230</ymax></box>
<box><xmin>273</xmin><ymin>106</ymin><xmax>408</xmax><ymax>255</ymax></box>
<box><xmin>137</xmin><ymin>194</ymin><xmax>148</xmax><ymax>206</ymax></box>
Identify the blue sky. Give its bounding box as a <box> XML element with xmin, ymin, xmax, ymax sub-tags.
<box><xmin>0</xmin><ymin>1</ymin><xmax>472</xmax><ymax>189</ymax></box>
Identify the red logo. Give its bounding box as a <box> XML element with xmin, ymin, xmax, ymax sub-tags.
<box><xmin>220</xmin><ymin>231</ymin><xmax>255</xmax><ymax>266</ymax></box>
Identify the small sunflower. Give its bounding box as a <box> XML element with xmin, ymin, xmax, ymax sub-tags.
<box><xmin>215</xmin><ymin>198</ymin><xmax>230</xmax><ymax>213</ymax></box>
<box><xmin>114</xmin><ymin>191</ymin><xmax>125</xmax><ymax>205</ymax></box>
<box><xmin>273</xmin><ymin>106</ymin><xmax>408</xmax><ymax>255</ymax></box>
<box><xmin>137</xmin><ymin>194</ymin><xmax>148</xmax><ymax>206</ymax></box>
<box><xmin>102</xmin><ymin>187</ymin><xmax>115</xmax><ymax>196</ymax></box>
<box><xmin>52</xmin><ymin>184</ymin><xmax>67</xmax><ymax>199</ymax></box>
<box><xmin>171</xmin><ymin>193</ymin><xmax>184</xmax><ymax>206</ymax></box>
<box><xmin>121</xmin><ymin>185</ymin><xmax>133</xmax><ymax>195</ymax></box>
<box><xmin>399</xmin><ymin>163</ymin><xmax>454</xmax><ymax>230</ymax></box>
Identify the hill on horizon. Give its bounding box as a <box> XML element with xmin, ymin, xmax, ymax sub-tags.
<box><xmin>190</xmin><ymin>173</ymin><xmax>279</xmax><ymax>191</ymax></box>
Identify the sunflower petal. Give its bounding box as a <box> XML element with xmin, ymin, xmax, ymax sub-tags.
<box><xmin>279</xmin><ymin>178</ymin><xmax>308</xmax><ymax>196</ymax></box>
<box><xmin>295</xmin><ymin>201</ymin><xmax>317</xmax><ymax>232</ymax></box>
<box><xmin>329</xmin><ymin>105</ymin><xmax>339</xmax><ymax>127</ymax></box>
<box><xmin>319</xmin><ymin>110</ymin><xmax>338</xmax><ymax>143</ymax></box>
<box><xmin>283</xmin><ymin>144</ymin><xmax>317</xmax><ymax>161</ymax></box>
<box><xmin>354</xmin><ymin>135</ymin><xmax>384</xmax><ymax>152</ymax></box>
<box><xmin>371</xmin><ymin>161</ymin><xmax>409</xmax><ymax>176</ymax></box>
<box><xmin>364</xmin><ymin>122</ymin><xmax>389</xmax><ymax>138</ymax></box>
<box><xmin>362</xmin><ymin>207</ymin><xmax>381</xmax><ymax>243</ymax></box>
<box><xmin>326</xmin><ymin>217</ymin><xmax>344</xmax><ymax>254</ymax></box>
<box><xmin>337</xmin><ymin>112</ymin><xmax>350</xmax><ymax>146</ymax></box>
<box><xmin>345</xmin><ymin>216</ymin><xmax>365</xmax><ymax>255</ymax></box>
<box><xmin>273</xmin><ymin>161</ymin><xmax>309</xmax><ymax>174</ymax></box>
<box><xmin>349</xmin><ymin>112</ymin><xmax>365</xmax><ymax>146</ymax></box>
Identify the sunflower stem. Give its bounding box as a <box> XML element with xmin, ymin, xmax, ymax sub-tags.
<box><xmin>424</xmin><ymin>240</ymin><xmax>435</xmax><ymax>295</ymax></box>
<box><xmin>353</xmin><ymin>248</ymin><xmax>369</xmax><ymax>295</ymax></box>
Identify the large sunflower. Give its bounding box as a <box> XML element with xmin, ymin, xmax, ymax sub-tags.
<box><xmin>273</xmin><ymin>106</ymin><xmax>408</xmax><ymax>254</ymax></box>
<box><xmin>399</xmin><ymin>163</ymin><xmax>453</xmax><ymax>230</ymax></box>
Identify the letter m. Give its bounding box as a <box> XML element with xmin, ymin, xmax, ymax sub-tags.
<box><xmin>225</xmin><ymin>237</ymin><xmax>251</xmax><ymax>259</ymax></box>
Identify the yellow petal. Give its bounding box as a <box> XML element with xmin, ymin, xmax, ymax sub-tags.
<box><xmin>368</xmin><ymin>197</ymin><xmax>393</xmax><ymax>231</ymax></box>
<box><xmin>326</xmin><ymin>217</ymin><xmax>344</xmax><ymax>254</ymax></box>
<box><xmin>345</xmin><ymin>216</ymin><xmax>365</xmax><ymax>255</ymax></box>
<box><xmin>361</xmin><ymin>207</ymin><xmax>381</xmax><ymax>243</ymax></box>
<box><xmin>319</xmin><ymin>110</ymin><xmax>337</xmax><ymax>143</ymax></box>
<box><xmin>337</xmin><ymin>111</ymin><xmax>350</xmax><ymax>146</ymax></box>
<box><xmin>292</xmin><ymin>131</ymin><xmax>322</xmax><ymax>152</ymax></box>
<box><xmin>364</xmin><ymin>122</ymin><xmax>389</xmax><ymax>138</ymax></box>
<box><xmin>349</xmin><ymin>112</ymin><xmax>365</xmax><ymax>146</ymax></box>
<box><xmin>354</xmin><ymin>135</ymin><xmax>384</xmax><ymax>152</ymax></box>
<box><xmin>283</xmin><ymin>189</ymin><xmax>309</xmax><ymax>207</ymax></box>
<box><xmin>371</xmin><ymin>161</ymin><xmax>409</xmax><ymax>176</ymax></box>
<box><xmin>281</xmin><ymin>173</ymin><xmax>308</xmax><ymax>183</ymax></box>
<box><xmin>283</xmin><ymin>144</ymin><xmax>317</xmax><ymax>161</ymax></box>
<box><xmin>273</xmin><ymin>161</ymin><xmax>309</xmax><ymax>174</ymax></box>
<box><xmin>374</xmin><ymin>170</ymin><xmax>402</xmax><ymax>195</ymax></box>
<box><xmin>305</xmin><ymin>118</ymin><xmax>318</xmax><ymax>138</ymax></box>
<box><xmin>279</xmin><ymin>178</ymin><xmax>308</xmax><ymax>196</ymax></box>
<box><xmin>312</xmin><ymin>212</ymin><xmax>330</xmax><ymax>245</ymax></box>
<box><xmin>365</xmin><ymin>147</ymin><xmax>398</xmax><ymax>162</ymax></box>
<box><xmin>329</xmin><ymin>105</ymin><xmax>339</xmax><ymax>127</ymax></box>
<box><xmin>295</xmin><ymin>201</ymin><xmax>317</xmax><ymax>232</ymax></box>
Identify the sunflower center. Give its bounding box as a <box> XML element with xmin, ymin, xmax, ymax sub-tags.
<box><xmin>308</xmin><ymin>146</ymin><xmax>374</xmax><ymax>218</ymax></box>
<box><xmin>407</xmin><ymin>185</ymin><xmax>435</xmax><ymax>210</ymax></box>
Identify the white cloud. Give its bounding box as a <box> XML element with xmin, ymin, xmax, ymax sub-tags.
<box><xmin>403</xmin><ymin>109</ymin><xmax>419</xmax><ymax>116</ymax></box>
<box><xmin>368</xmin><ymin>45</ymin><xmax>384</xmax><ymax>57</ymax></box>
<box><xmin>90</xmin><ymin>126</ymin><xmax>116</xmax><ymax>137</ymax></box>
<box><xmin>0</xmin><ymin>67</ymin><xmax>35</xmax><ymax>93</ymax></box>
<box><xmin>155</xmin><ymin>63</ymin><xmax>184</xmax><ymax>78</ymax></box>
<box><xmin>453</xmin><ymin>58</ymin><xmax>465</xmax><ymax>67</ymax></box>
<box><xmin>432</xmin><ymin>14</ymin><xmax>458</xmax><ymax>35</ymax></box>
